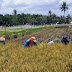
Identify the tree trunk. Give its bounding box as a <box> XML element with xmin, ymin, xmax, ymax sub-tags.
<box><xmin>5</xmin><ymin>22</ymin><xmax>7</xmax><ymax>36</ymax></box>
<box><xmin>64</xmin><ymin>11</ymin><xmax>65</xmax><ymax>24</ymax></box>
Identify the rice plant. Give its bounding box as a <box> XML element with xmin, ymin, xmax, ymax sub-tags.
<box><xmin>0</xmin><ymin>42</ymin><xmax>72</xmax><ymax>72</ymax></box>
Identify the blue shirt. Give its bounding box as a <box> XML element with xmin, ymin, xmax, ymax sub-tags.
<box><xmin>61</xmin><ymin>38</ymin><xmax>70</xmax><ymax>45</ymax></box>
<box><xmin>24</xmin><ymin>39</ymin><xmax>38</xmax><ymax>47</ymax></box>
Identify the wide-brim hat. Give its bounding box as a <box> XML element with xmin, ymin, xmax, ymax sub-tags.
<box><xmin>0</xmin><ymin>37</ymin><xmax>5</xmax><ymax>41</ymax></box>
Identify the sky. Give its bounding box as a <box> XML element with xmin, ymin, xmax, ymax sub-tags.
<box><xmin>0</xmin><ymin>0</ymin><xmax>72</xmax><ymax>16</ymax></box>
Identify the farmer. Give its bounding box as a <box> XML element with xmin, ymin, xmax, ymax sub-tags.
<box><xmin>0</xmin><ymin>37</ymin><xmax>5</xmax><ymax>45</ymax></box>
<box><xmin>24</xmin><ymin>37</ymin><xmax>38</xmax><ymax>47</ymax></box>
<box><xmin>61</xmin><ymin>36</ymin><xmax>70</xmax><ymax>45</ymax></box>
<box><xmin>48</xmin><ymin>37</ymin><xmax>60</xmax><ymax>45</ymax></box>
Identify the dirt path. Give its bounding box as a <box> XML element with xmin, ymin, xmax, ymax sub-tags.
<box><xmin>7</xmin><ymin>28</ymin><xmax>72</xmax><ymax>44</ymax></box>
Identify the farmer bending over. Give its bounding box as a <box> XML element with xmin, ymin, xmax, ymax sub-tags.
<box><xmin>48</xmin><ymin>37</ymin><xmax>60</xmax><ymax>45</ymax></box>
<box><xmin>61</xmin><ymin>36</ymin><xmax>70</xmax><ymax>45</ymax></box>
<box><xmin>24</xmin><ymin>37</ymin><xmax>38</xmax><ymax>47</ymax></box>
<box><xmin>0</xmin><ymin>37</ymin><xmax>5</xmax><ymax>45</ymax></box>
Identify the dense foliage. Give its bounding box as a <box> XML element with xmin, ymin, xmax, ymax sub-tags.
<box><xmin>0</xmin><ymin>13</ymin><xmax>71</xmax><ymax>27</ymax></box>
<box><xmin>0</xmin><ymin>1</ymin><xmax>72</xmax><ymax>26</ymax></box>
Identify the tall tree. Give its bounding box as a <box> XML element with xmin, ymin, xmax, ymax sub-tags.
<box><xmin>60</xmin><ymin>2</ymin><xmax>69</xmax><ymax>23</ymax></box>
<box><xmin>66</xmin><ymin>14</ymin><xmax>71</xmax><ymax>24</ymax></box>
<box><xmin>48</xmin><ymin>10</ymin><xmax>52</xmax><ymax>24</ymax></box>
<box><xmin>14</xmin><ymin>9</ymin><xmax>17</xmax><ymax>16</ymax></box>
<box><xmin>21</xmin><ymin>13</ymin><xmax>25</xmax><ymax>24</ymax></box>
<box><xmin>13</xmin><ymin>9</ymin><xmax>17</xmax><ymax>25</ymax></box>
<box><xmin>52</xmin><ymin>13</ymin><xmax>57</xmax><ymax>24</ymax></box>
<box><xmin>49</xmin><ymin>10</ymin><xmax>52</xmax><ymax>16</ymax></box>
<box><xmin>60</xmin><ymin>2</ymin><xmax>68</xmax><ymax>16</ymax></box>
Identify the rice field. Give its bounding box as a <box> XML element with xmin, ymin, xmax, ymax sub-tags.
<box><xmin>0</xmin><ymin>42</ymin><xmax>72</xmax><ymax>72</ymax></box>
<box><xmin>0</xmin><ymin>26</ymin><xmax>51</xmax><ymax>37</ymax></box>
<box><xmin>0</xmin><ymin>24</ymin><xmax>72</xmax><ymax>72</ymax></box>
<box><xmin>8</xmin><ymin>27</ymin><xmax>72</xmax><ymax>44</ymax></box>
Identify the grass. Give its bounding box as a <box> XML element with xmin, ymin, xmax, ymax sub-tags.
<box><xmin>0</xmin><ymin>24</ymin><xmax>72</xmax><ymax>39</ymax></box>
<box><xmin>69</xmin><ymin>26</ymin><xmax>72</xmax><ymax>35</ymax></box>
<box><xmin>0</xmin><ymin>42</ymin><xmax>72</xmax><ymax>72</ymax></box>
<box><xmin>0</xmin><ymin>26</ymin><xmax>54</xmax><ymax>38</ymax></box>
<box><xmin>69</xmin><ymin>26</ymin><xmax>72</xmax><ymax>29</ymax></box>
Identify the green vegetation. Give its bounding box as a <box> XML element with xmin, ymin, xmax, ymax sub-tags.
<box><xmin>0</xmin><ymin>42</ymin><xmax>72</xmax><ymax>72</ymax></box>
<box><xmin>69</xmin><ymin>26</ymin><xmax>72</xmax><ymax>29</ymax></box>
<box><xmin>69</xmin><ymin>26</ymin><xmax>72</xmax><ymax>34</ymax></box>
<box><xmin>60</xmin><ymin>2</ymin><xmax>69</xmax><ymax>16</ymax></box>
<box><xmin>0</xmin><ymin>25</ymin><xmax>72</xmax><ymax>39</ymax></box>
<box><xmin>0</xmin><ymin>1</ymin><xmax>71</xmax><ymax>27</ymax></box>
<box><xmin>0</xmin><ymin>26</ymin><xmax>53</xmax><ymax>38</ymax></box>
<box><xmin>0</xmin><ymin>1</ymin><xmax>72</xmax><ymax>72</ymax></box>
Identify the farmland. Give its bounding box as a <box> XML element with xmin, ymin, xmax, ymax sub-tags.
<box><xmin>0</xmin><ymin>0</ymin><xmax>72</xmax><ymax>71</ymax></box>
<box><xmin>0</xmin><ymin>42</ymin><xmax>72</xmax><ymax>72</ymax></box>
<box><xmin>7</xmin><ymin>25</ymin><xmax>72</xmax><ymax>44</ymax></box>
<box><xmin>0</xmin><ymin>25</ymin><xmax>72</xmax><ymax>72</ymax></box>
<box><xmin>0</xmin><ymin>25</ymin><xmax>53</xmax><ymax>37</ymax></box>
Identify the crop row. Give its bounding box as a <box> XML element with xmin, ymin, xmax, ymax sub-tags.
<box><xmin>7</xmin><ymin>28</ymin><xmax>72</xmax><ymax>44</ymax></box>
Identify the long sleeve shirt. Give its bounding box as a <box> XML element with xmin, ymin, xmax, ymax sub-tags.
<box><xmin>24</xmin><ymin>39</ymin><xmax>38</xmax><ymax>47</ymax></box>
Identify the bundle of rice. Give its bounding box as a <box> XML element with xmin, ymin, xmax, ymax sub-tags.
<box><xmin>0</xmin><ymin>37</ymin><xmax>5</xmax><ymax>41</ymax></box>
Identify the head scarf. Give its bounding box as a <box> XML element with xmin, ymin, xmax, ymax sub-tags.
<box><xmin>29</xmin><ymin>37</ymin><xmax>36</xmax><ymax>46</ymax></box>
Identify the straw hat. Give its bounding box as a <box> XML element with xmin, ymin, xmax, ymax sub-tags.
<box><xmin>0</xmin><ymin>37</ymin><xmax>5</xmax><ymax>41</ymax></box>
<box><xmin>30</xmin><ymin>37</ymin><xmax>36</xmax><ymax>42</ymax></box>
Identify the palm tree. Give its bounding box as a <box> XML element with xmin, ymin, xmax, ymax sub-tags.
<box><xmin>48</xmin><ymin>10</ymin><xmax>52</xmax><ymax>24</ymax></box>
<box><xmin>60</xmin><ymin>2</ymin><xmax>69</xmax><ymax>16</ymax></box>
<box><xmin>49</xmin><ymin>10</ymin><xmax>52</xmax><ymax>16</ymax></box>
<box><xmin>13</xmin><ymin>9</ymin><xmax>17</xmax><ymax>25</ymax></box>
<box><xmin>60</xmin><ymin>2</ymin><xmax>69</xmax><ymax>24</ymax></box>
<box><xmin>14</xmin><ymin>9</ymin><xmax>17</xmax><ymax>16</ymax></box>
